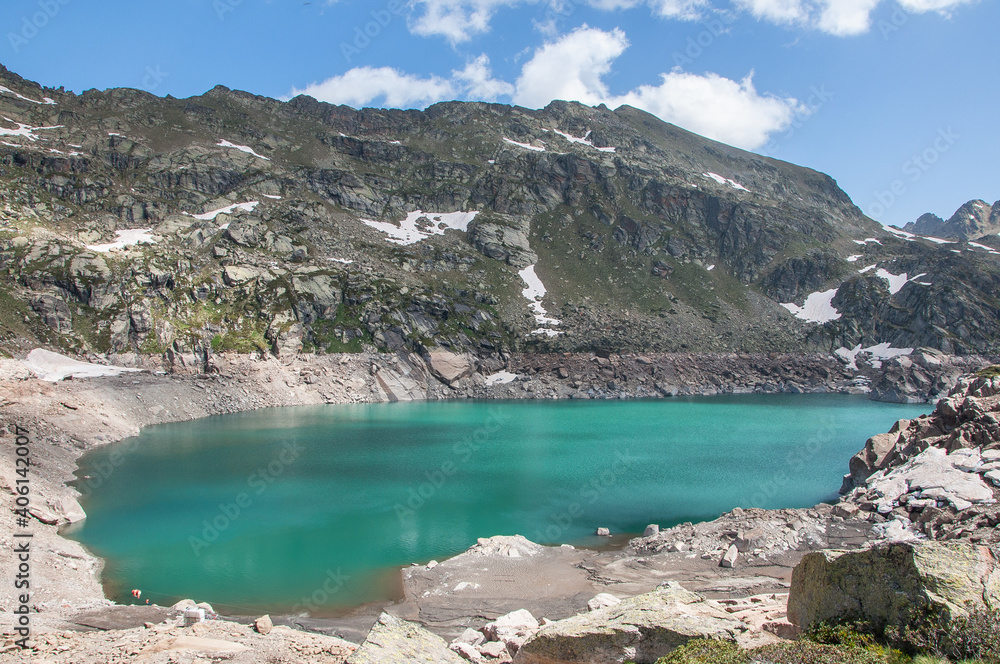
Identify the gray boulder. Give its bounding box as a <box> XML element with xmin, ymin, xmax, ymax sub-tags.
<box><xmin>425</xmin><ymin>349</ymin><xmax>475</xmax><ymax>385</ymax></box>
<box><xmin>346</xmin><ymin>612</ymin><xmax>466</xmax><ymax>664</ymax></box>
<box><xmin>467</xmin><ymin>215</ymin><xmax>537</xmax><ymax>268</ymax></box>
<box><xmin>513</xmin><ymin>582</ymin><xmax>742</xmax><ymax>664</ymax></box>
<box><xmin>787</xmin><ymin>542</ymin><xmax>1000</xmax><ymax>631</ymax></box>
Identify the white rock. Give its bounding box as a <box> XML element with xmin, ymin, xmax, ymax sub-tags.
<box><xmin>450</xmin><ymin>641</ymin><xmax>484</xmax><ymax>662</ymax></box>
<box><xmin>720</xmin><ymin>545</ymin><xmax>739</xmax><ymax>568</ymax></box>
<box><xmin>454</xmin><ymin>628</ymin><xmax>485</xmax><ymax>647</ymax></box>
<box><xmin>983</xmin><ymin>470</ymin><xmax>1000</xmax><ymax>487</ymax></box>
<box><xmin>587</xmin><ymin>593</ymin><xmax>621</xmax><ymax>611</ymax></box>
<box><xmin>483</xmin><ymin>609</ymin><xmax>539</xmax><ymax>646</ymax></box>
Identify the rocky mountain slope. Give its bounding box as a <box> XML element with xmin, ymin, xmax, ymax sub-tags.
<box><xmin>904</xmin><ymin>198</ymin><xmax>1000</xmax><ymax>240</ymax></box>
<box><xmin>0</xmin><ymin>63</ymin><xmax>998</xmax><ymax>365</ymax></box>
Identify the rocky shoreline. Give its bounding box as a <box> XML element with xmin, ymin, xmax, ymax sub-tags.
<box><xmin>0</xmin><ymin>349</ymin><xmax>997</xmax><ymax>663</ymax></box>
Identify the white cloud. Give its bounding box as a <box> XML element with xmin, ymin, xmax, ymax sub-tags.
<box><xmin>405</xmin><ymin>0</ymin><xmax>978</xmax><ymax>43</ymax></box>
<box><xmin>288</xmin><ymin>67</ymin><xmax>456</xmax><ymax>108</ymax></box>
<box><xmin>292</xmin><ymin>26</ymin><xmax>804</xmax><ymax>149</ymax></box>
<box><xmin>454</xmin><ymin>55</ymin><xmax>515</xmax><ymax>100</ymax></box>
<box><xmin>817</xmin><ymin>0</ymin><xmax>881</xmax><ymax>35</ymax></box>
<box><xmin>513</xmin><ymin>26</ymin><xmax>803</xmax><ymax>149</ymax></box>
<box><xmin>650</xmin><ymin>0</ymin><xmax>712</xmax><ymax>18</ymax></box>
<box><xmin>613</xmin><ymin>70</ymin><xmax>804</xmax><ymax>149</ymax></box>
<box><xmin>409</xmin><ymin>0</ymin><xmax>522</xmax><ymax>44</ymax></box>
<box><xmin>514</xmin><ymin>26</ymin><xmax>628</xmax><ymax>107</ymax></box>
<box><xmin>897</xmin><ymin>0</ymin><xmax>978</xmax><ymax>13</ymax></box>
<box><xmin>288</xmin><ymin>56</ymin><xmax>512</xmax><ymax>109</ymax></box>
<box><xmin>409</xmin><ymin>0</ymin><xmax>710</xmax><ymax>43</ymax></box>
<box><xmin>734</xmin><ymin>0</ymin><xmax>808</xmax><ymax>24</ymax></box>
<box><xmin>735</xmin><ymin>0</ymin><xmax>976</xmax><ymax>35</ymax></box>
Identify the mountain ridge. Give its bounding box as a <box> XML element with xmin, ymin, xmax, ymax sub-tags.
<box><xmin>0</xmin><ymin>63</ymin><xmax>998</xmax><ymax>363</ymax></box>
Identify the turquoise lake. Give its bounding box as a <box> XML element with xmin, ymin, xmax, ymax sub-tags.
<box><xmin>68</xmin><ymin>395</ymin><xmax>928</xmax><ymax>616</ymax></box>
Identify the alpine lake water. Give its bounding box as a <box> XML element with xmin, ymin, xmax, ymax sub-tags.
<box><xmin>67</xmin><ymin>395</ymin><xmax>929</xmax><ymax>617</ymax></box>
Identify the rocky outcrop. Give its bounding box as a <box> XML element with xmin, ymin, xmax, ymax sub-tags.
<box><xmin>346</xmin><ymin>612</ymin><xmax>467</xmax><ymax>664</ymax></box>
<box><xmin>787</xmin><ymin>542</ymin><xmax>1000</xmax><ymax>631</ymax></box>
<box><xmin>838</xmin><ymin>372</ymin><xmax>1000</xmax><ymax>545</ymax></box>
<box><xmin>903</xmin><ymin>199</ymin><xmax>1000</xmax><ymax>240</ymax></box>
<box><xmin>467</xmin><ymin>214</ymin><xmax>537</xmax><ymax>268</ymax></box>
<box><xmin>425</xmin><ymin>349</ymin><xmax>476</xmax><ymax>386</ymax></box>
<box><xmin>514</xmin><ymin>582</ymin><xmax>743</xmax><ymax>664</ymax></box>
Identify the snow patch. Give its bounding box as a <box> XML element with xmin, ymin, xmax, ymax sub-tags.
<box><xmin>780</xmin><ymin>289</ymin><xmax>841</xmax><ymax>324</ymax></box>
<box><xmin>702</xmin><ymin>172</ymin><xmax>749</xmax><ymax>192</ymax></box>
<box><xmin>503</xmin><ymin>137</ymin><xmax>545</xmax><ymax>152</ymax></box>
<box><xmin>484</xmin><ymin>371</ymin><xmax>518</xmax><ymax>386</ymax></box>
<box><xmin>360</xmin><ymin>210</ymin><xmax>479</xmax><ymax>246</ymax></box>
<box><xmin>875</xmin><ymin>269</ymin><xmax>926</xmax><ymax>295</ymax></box>
<box><xmin>846</xmin><ymin>254</ymin><xmax>863</xmax><ymax>262</ymax></box>
<box><xmin>858</xmin><ymin>265</ymin><xmax>877</xmax><ymax>273</ymax></box>
<box><xmin>0</xmin><ymin>85</ymin><xmax>56</xmax><ymax>105</ymax></box>
<box><xmin>853</xmin><ymin>238</ymin><xmax>882</xmax><ymax>246</ymax></box>
<box><xmin>0</xmin><ymin>117</ymin><xmax>61</xmax><ymax>141</ymax></box>
<box><xmin>189</xmin><ymin>201</ymin><xmax>259</xmax><ymax>221</ymax></box>
<box><xmin>885</xmin><ymin>227</ymin><xmax>915</xmax><ymax>241</ymax></box>
<box><xmin>968</xmin><ymin>241</ymin><xmax>1000</xmax><ymax>255</ymax></box>
<box><xmin>922</xmin><ymin>236</ymin><xmax>955</xmax><ymax>245</ymax></box>
<box><xmin>87</xmin><ymin>228</ymin><xmax>158</xmax><ymax>252</ymax></box>
<box><xmin>327</xmin><ymin>257</ymin><xmax>354</xmax><ymax>265</ymax></box>
<box><xmin>519</xmin><ymin>265</ymin><xmax>562</xmax><ymax>334</ymax></box>
<box><xmin>22</xmin><ymin>349</ymin><xmax>140</xmax><ymax>382</ymax></box>
<box><xmin>217</xmin><ymin>139</ymin><xmax>270</xmax><ymax>161</ymax></box>
<box><xmin>263</xmin><ymin>194</ymin><xmax>282</xmax><ymax>200</ymax></box>
<box><xmin>836</xmin><ymin>343</ymin><xmax>914</xmax><ymax>370</ymax></box>
<box><xmin>706</xmin><ymin>264</ymin><xmax>716</xmax><ymax>271</ymax></box>
<box><xmin>553</xmin><ymin>129</ymin><xmax>615</xmax><ymax>153</ymax></box>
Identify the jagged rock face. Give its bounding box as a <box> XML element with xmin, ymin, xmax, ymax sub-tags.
<box><xmin>0</xmin><ymin>63</ymin><xmax>998</xmax><ymax>360</ymax></box>
<box><xmin>904</xmin><ymin>199</ymin><xmax>1000</xmax><ymax>240</ymax></box>
<box><xmin>787</xmin><ymin>542</ymin><xmax>1000</xmax><ymax>631</ymax></box>
<box><xmin>760</xmin><ymin>250</ymin><xmax>847</xmax><ymax>302</ymax></box>
<box><xmin>825</xmin><ymin>247</ymin><xmax>1000</xmax><ymax>354</ymax></box>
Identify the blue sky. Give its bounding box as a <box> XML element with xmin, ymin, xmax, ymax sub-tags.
<box><xmin>1</xmin><ymin>0</ymin><xmax>996</xmax><ymax>227</ymax></box>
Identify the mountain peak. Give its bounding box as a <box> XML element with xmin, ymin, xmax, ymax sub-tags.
<box><xmin>903</xmin><ymin>199</ymin><xmax>1000</xmax><ymax>240</ymax></box>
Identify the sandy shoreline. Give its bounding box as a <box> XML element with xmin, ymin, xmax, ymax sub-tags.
<box><xmin>0</xmin><ymin>349</ymin><xmax>990</xmax><ymax>648</ymax></box>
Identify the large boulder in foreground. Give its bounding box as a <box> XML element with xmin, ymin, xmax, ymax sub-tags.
<box><xmin>513</xmin><ymin>582</ymin><xmax>743</xmax><ymax>664</ymax></box>
<box><xmin>788</xmin><ymin>542</ymin><xmax>1000</xmax><ymax>631</ymax></box>
<box><xmin>346</xmin><ymin>612</ymin><xmax>466</xmax><ymax>664</ymax></box>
